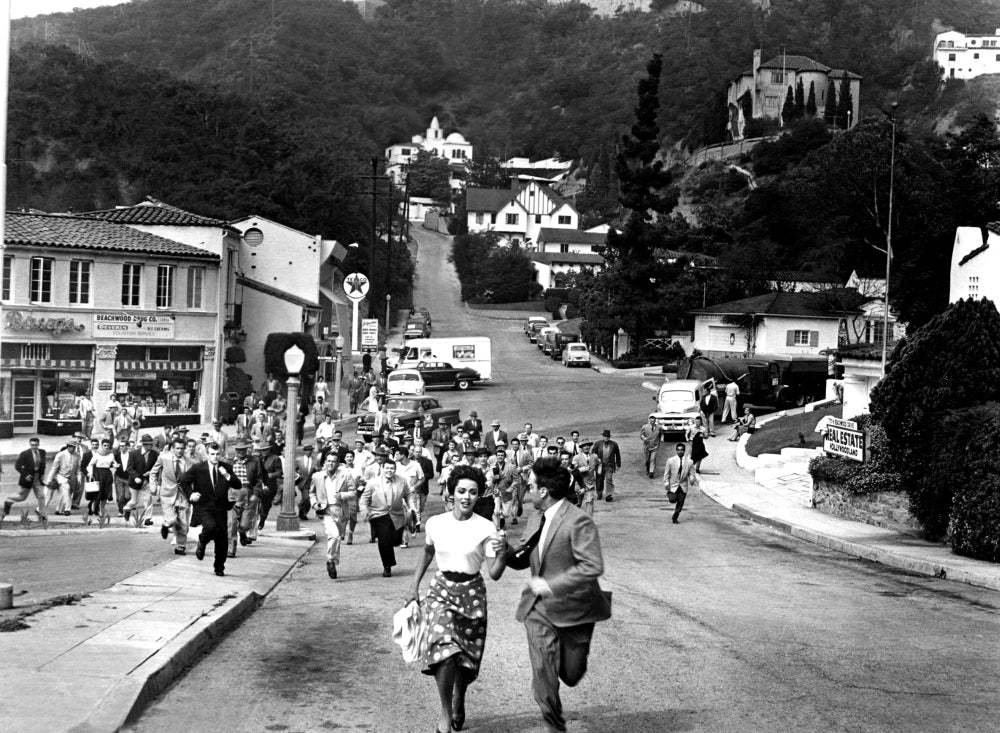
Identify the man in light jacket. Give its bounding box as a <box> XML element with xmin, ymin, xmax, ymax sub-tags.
<box><xmin>359</xmin><ymin>460</ymin><xmax>414</xmax><ymax>578</ymax></box>
<box><xmin>150</xmin><ymin>438</ymin><xmax>192</xmax><ymax>554</ymax></box>
<box><xmin>663</xmin><ymin>442</ymin><xmax>694</xmax><ymax>524</ymax></box>
<box><xmin>309</xmin><ymin>452</ymin><xmax>356</xmax><ymax>579</ymax></box>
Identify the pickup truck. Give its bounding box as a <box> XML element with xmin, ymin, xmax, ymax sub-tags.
<box><xmin>649</xmin><ymin>378</ymin><xmax>716</xmax><ymax>436</ymax></box>
<box><xmin>356</xmin><ymin>396</ymin><xmax>461</xmax><ymax>440</ymax></box>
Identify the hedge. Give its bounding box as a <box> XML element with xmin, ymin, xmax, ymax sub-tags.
<box><xmin>807</xmin><ymin>416</ymin><xmax>901</xmax><ymax>495</ymax></box>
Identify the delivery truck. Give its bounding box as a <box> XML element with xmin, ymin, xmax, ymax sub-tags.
<box><xmin>388</xmin><ymin>336</ymin><xmax>493</xmax><ymax>380</ymax></box>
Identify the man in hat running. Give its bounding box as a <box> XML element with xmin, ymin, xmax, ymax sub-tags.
<box><xmin>591</xmin><ymin>429</ymin><xmax>621</xmax><ymax>502</ymax></box>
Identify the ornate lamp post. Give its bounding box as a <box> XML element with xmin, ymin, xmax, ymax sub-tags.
<box><xmin>332</xmin><ymin>334</ymin><xmax>345</xmax><ymax>415</ymax></box>
<box><xmin>276</xmin><ymin>344</ymin><xmax>304</xmax><ymax>532</ymax></box>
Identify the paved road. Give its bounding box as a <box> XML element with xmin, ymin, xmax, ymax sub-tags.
<box><xmin>126</xmin><ymin>227</ymin><xmax>1000</xmax><ymax>732</ymax></box>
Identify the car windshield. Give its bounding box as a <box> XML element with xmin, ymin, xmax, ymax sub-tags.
<box><xmin>386</xmin><ymin>398</ymin><xmax>418</xmax><ymax>410</ymax></box>
<box><xmin>661</xmin><ymin>388</ymin><xmax>695</xmax><ymax>400</ymax></box>
<box><xmin>569</xmin><ymin>345</ymin><xmax>586</xmax><ymax>352</ymax></box>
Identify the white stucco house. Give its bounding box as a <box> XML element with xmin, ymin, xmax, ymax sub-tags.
<box><xmin>229</xmin><ymin>215</ymin><xmax>350</xmax><ymax>383</ymax></box>
<box><xmin>726</xmin><ymin>49</ymin><xmax>861</xmax><ymax>139</ymax></box>
<box><xmin>385</xmin><ymin>116</ymin><xmax>473</xmax><ymax>191</ymax></box>
<box><xmin>465</xmin><ymin>181</ymin><xmax>579</xmax><ymax>247</ymax></box>
<box><xmin>690</xmin><ymin>291</ymin><xmax>867</xmax><ymax>358</ymax></box>
<box><xmin>934</xmin><ymin>29</ymin><xmax>1000</xmax><ymax>80</ymax></box>
<box><xmin>950</xmin><ymin>224</ymin><xmax>999</xmax><ymax>303</ymax></box>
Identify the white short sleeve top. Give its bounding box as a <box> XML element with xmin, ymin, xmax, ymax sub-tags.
<box><xmin>425</xmin><ymin>512</ymin><xmax>497</xmax><ymax>574</ymax></box>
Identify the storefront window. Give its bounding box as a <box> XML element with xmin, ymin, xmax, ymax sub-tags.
<box><xmin>120</xmin><ymin>373</ymin><xmax>199</xmax><ymax>415</ymax></box>
<box><xmin>39</xmin><ymin>371</ymin><xmax>92</xmax><ymax>420</ymax></box>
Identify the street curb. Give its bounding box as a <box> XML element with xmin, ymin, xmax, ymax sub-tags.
<box><xmin>731</xmin><ymin>503</ymin><xmax>1000</xmax><ymax>593</ymax></box>
<box><xmin>80</xmin><ymin>541</ymin><xmax>313</xmax><ymax>732</ymax></box>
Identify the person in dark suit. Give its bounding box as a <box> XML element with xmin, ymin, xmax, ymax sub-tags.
<box><xmin>179</xmin><ymin>443</ymin><xmax>241</xmax><ymax>576</ymax></box>
<box><xmin>294</xmin><ymin>444</ymin><xmax>319</xmax><ymax>520</ymax></box>
<box><xmin>122</xmin><ymin>435</ymin><xmax>159</xmax><ymax>527</ymax></box>
<box><xmin>483</xmin><ymin>420</ymin><xmax>509</xmax><ymax>453</ymax></box>
<box><xmin>113</xmin><ymin>440</ymin><xmax>140</xmax><ymax>518</ymax></box>
<box><xmin>504</xmin><ymin>457</ymin><xmax>612</xmax><ymax>733</ymax></box>
<box><xmin>590</xmin><ymin>429</ymin><xmax>622</xmax><ymax>502</ymax></box>
<box><xmin>462</xmin><ymin>411</ymin><xmax>483</xmax><ymax>444</ymax></box>
<box><xmin>3</xmin><ymin>437</ymin><xmax>47</xmax><ymax>520</ymax></box>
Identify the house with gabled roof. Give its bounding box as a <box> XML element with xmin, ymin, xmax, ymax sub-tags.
<box><xmin>950</xmin><ymin>224</ymin><xmax>1000</xmax><ymax>304</ymax></box>
<box><xmin>690</xmin><ymin>291</ymin><xmax>867</xmax><ymax>357</ymax></box>
<box><xmin>1</xmin><ymin>211</ymin><xmax>224</xmax><ymax>434</ymax></box>
<box><xmin>465</xmin><ymin>181</ymin><xmax>579</xmax><ymax>247</ymax></box>
<box><xmin>726</xmin><ymin>49</ymin><xmax>861</xmax><ymax>140</ymax></box>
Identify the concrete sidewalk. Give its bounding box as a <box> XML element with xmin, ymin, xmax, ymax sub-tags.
<box><xmin>0</xmin><ymin>535</ymin><xmax>313</xmax><ymax>733</ymax></box>
<box><xmin>697</xmin><ymin>416</ymin><xmax>1000</xmax><ymax>593</ymax></box>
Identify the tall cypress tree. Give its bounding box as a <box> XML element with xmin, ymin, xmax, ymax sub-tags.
<box><xmin>794</xmin><ymin>78</ymin><xmax>805</xmax><ymax>118</ymax></box>
<box><xmin>824</xmin><ymin>80</ymin><xmax>837</xmax><ymax>124</ymax></box>
<box><xmin>838</xmin><ymin>76</ymin><xmax>854</xmax><ymax>128</ymax></box>
<box><xmin>806</xmin><ymin>81</ymin><xmax>817</xmax><ymax>117</ymax></box>
<box><xmin>781</xmin><ymin>85</ymin><xmax>795</xmax><ymax>126</ymax></box>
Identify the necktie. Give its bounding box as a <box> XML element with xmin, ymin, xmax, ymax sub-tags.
<box><xmin>33</xmin><ymin>450</ymin><xmax>39</xmax><ymax>470</ymax></box>
<box><xmin>511</xmin><ymin>514</ymin><xmax>546</xmax><ymax>565</ymax></box>
<box><xmin>211</xmin><ymin>467</ymin><xmax>217</xmax><ymax>490</ymax></box>
<box><xmin>175</xmin><ymin>459</ymin><xmax>181</xmax><ymax>479</ymax></box>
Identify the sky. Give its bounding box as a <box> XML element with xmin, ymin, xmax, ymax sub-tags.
<box><xmin>11</xmin><ymin>0</ymin><xmax>127</xmax><ymax>19</ymax></box>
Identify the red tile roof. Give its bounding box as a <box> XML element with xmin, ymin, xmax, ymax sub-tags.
<box><xmin>78</xmin><ymin>197</ymin><xmax>230</xmax><ymax>228</ymax></box>
<box><xmin>4</xmin><ymin>211</ymin><xmax>219</xmax><ymax>259</ymax></box>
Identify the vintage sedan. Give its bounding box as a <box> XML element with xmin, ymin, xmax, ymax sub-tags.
<box><xmin>414</xmin><ymin>360</ymin><xmax>482</xmax><ymax>390</ymax></box>
<box><xmin>356</xmin><ymin>396</ymin><xmax>461</xmax><ymax>440</ymax></box>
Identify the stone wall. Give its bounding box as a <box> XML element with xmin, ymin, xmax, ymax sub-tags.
<box><xmin>812</xmin><ymin>480</ymin><xmax>923</xmax><ymax>536</ymax></box>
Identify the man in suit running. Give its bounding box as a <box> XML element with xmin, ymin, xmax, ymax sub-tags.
<box><xmin>150</xmin><ymin>438</ymin><xmax>191</xmax><ymax>554</ymax></box>
<box><xmin>664</xmin><ymin>442</ymin><xmax>694</xmax><ymax>524</ymax></box>
<box><xmin>3</xmin><ymin>437</ymin><xmax>46</xmax><ymax>522</ymax></box>
<box><xmin>309</xmin><ymin>452</ymin><xmax>356</xmax><ymax>579</ymax></box>
<box><xmin>504</xmin><ymin>457</ymin><xmax>612</xmax><ymax>733</ymax></box>
<box><xmin>179</xmin><ymin>443</ymin><xmax>241</xmax><ymax>576</ymax></box>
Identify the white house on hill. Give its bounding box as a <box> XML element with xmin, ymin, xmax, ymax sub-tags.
<box><xmin>531</xmin><ymin>228</ymin><xmax>606</xmax><ymax>288</ymax></box>
<box><xmin>465</xmin><ymin>181</ymin><xmax>579</xmax><ymax>247</ymax></box>
<box><xmin>385</xmin><ymin>116</ymin><xmax>473</xmax><ymax>190</ymax></box>
<box><xmin>950</xmin><ymin>225</ymin><xmax>1000</xmax><ymax>303</ymax></box>
<box><xmin>934</xmin><ymin>30</ymin><xmax>1000</xmax><ymax>80</ymax></box>
<box><xmin>726</xmin><ymin>49</ymin><xmax>861</xmax><ymax>140</ymax></box>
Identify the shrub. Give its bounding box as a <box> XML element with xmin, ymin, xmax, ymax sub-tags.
<box><xmin>544</xmin><ymin>294</ymin><xmax>562</xmax><ymax>320</ymax></box>
<box><xmin>869</xmin><ymin>298</ymin><xmax>1000</xmax><ymax>538</ymax></box>
<box><xmin>807</xmin><ymin>415</ymin><xmax>902</xmax><ymax>495</ymax></box>
<box><xmin>224</xmin><ymin>365</ymin><xmax>252</xmax><ymax>402</ymax></box>
<box><xmin>224</xmin><ymin>346</ymin><xmax>246</xmax><ymax>365</ymax></box>
<box><xmin>941</xmin><ymin>403</ymin><xmax>1000</xmax><ymax>561</ymax></box>
<box><xmin>564</xmin><ymin>302</ymin><xmax>581</xmax><ymax>319</ymax></box>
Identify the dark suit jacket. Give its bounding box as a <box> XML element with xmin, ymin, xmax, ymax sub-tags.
<box><xmin>462</xmin><ymin>418</ymin><xmax>483</xmax><ymax>442</ymax></box>
<box><xmin>484</xmin><ymin>430</ymin><xmax>509</xmax><ymax>452</ymax></box>
<box><xmin>179</xmin><ymin>460</ymin><xmax>241</xmax><ymax>518</ymax></box>
<box><xmin>513</xmin><ymin>501</ymin><xmax>612</xmax><ymax>627</ymax></box>
<box><xmin>15</xmin><ymin>448</ymin><xmax>46</xmax><ymax>486</ymax></box>
<box><xmin>591</xmin><ymin>439</ymin><xmax>621</xmax><ymax>471</ymax></box>
<box><xmin>114</xmin><ymin>449</ymin><xmax>141</xmax><ymax>484</ymax></box>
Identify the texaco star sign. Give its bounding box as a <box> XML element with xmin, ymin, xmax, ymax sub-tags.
<box><xmin>343</xmin><ymin>272</ymin><xmax>369</xmax><ymax>301</ymax></box>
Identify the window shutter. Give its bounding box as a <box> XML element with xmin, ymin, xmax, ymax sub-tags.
<box><xmin>786</xmin><ymin>330</ymin><xmax>795</xmax><ymax>346</ymax></box>
<box><xmin>809</xmin><ymin>331</ymin><xmax>819</xmax><ymax>347</ymax></box>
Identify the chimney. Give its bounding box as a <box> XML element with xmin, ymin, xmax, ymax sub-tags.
<box><xmin>753</xmin><ymin>48</ymin><xmax>761</xmax><ymax>79</ymax></box>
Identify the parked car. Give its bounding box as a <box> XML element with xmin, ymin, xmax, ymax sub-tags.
<box><xmin>536</xmin><ymin>326</ymin><xmax>558</xmax><ymax>350</ymax></box>
<box><xmin>528</xmin><ymin>321</ymin><xmax>550</xmax><ymax>343</ymax></box>
<box><xmin>386</xmin><ymin>368</ymin><xmax>425</xmax><ymax>396</ymax></box>
<box><xmin>561</xmin><ymin>342</ymin><xmax>591</xmax><ymax>367</ymax></box>
<box><xmin>524</xmin><ymin>316</ymin><xmax>548</xmax><ymax>336</ymax></box>
<box><xmin>551</xmin><ymin>332</ymin><xmax>581</xmax><ymax>360</ymax></box>
<box><xmin>414</xmin><ymin>360</ymin><xmax>482</xmax><ymax>390</ymax></box>
<box><xmin>410</xmin><ymin>306</ymin><xmax>432</xmax><ymax>328</ymax></box>
<box><xmin>404</xmin><ymin>318</ymin><xmax>431</xmax><ymax>338</ymax></box>
<box><xmin>356</xmin><ymin>396</ymin><xmax>460</xmax><ymax>440</ymax></box>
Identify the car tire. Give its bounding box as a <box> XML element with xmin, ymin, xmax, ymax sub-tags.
<box><xmin>456</xmin><ymin>379</ymin><xmax>470</xmax><ymax>391</ymax></box>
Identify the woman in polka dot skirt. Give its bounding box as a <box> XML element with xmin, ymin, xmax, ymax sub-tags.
<box><xmin>408</xmin><ymin>464</ymin><xmax>508</xmax><ymax>733</ymax></box>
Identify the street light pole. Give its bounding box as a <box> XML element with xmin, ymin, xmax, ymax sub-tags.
<box><xmin>332</xmin><ymin>335</ymin><xmax>345</xmax><ymax>415</ymax></box>
<box><xmin>385</xmin><ymin>293</ymin><xmax>391</xmax><ymax>336</ymax></box>
<box><xmin>881</xmin><ymin>103</ymin><xmax>898</xmax><ymax>377</ymax></box>
<box><xmin>276</xmin><ymin>344</ymin><xmax>304</xmax><ymax>533</ymax></box>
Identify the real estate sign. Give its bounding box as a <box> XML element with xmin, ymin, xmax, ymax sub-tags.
<box><xmin>360</xmin><ymin>318</ymin><xmax>379</xmax><ymax>348</ymax></box>
<box><xmin>824</xmin><ymin>418</ymin><xmax>865</xmax><ymax>462</ymax></box>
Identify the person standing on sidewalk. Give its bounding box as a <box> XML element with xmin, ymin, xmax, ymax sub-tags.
<box><xmin>151</xmin><ymin>439</ymin><xmax>191</xmax><ymax>554</ymax></box>
<box><xmin>639</xmin><ymin>415</ymin><xmax>661</xmax><ymax>478</ymax></box>
<box><xmin>699</xmin><ymin>383</ymin><xmax>719</xmax><ymax>438</ymax></box>
<box><xmin>180</xmin><ymin>443</ymin><xmax>241</xmax><ymax>577</ymax></box>
<box><xmin>721</xmin><ymin>379</ymin><xmax>741</xmax><ymax>424</ymax></box>
<box><xmin>310</xmin><ymin>452</ymin><xmax>356</xmax><ymax>579</ymax></box>
<box><xmin>3</xmin><ymin>437</ymin><xmax>47</xmax><ymax>522</ymax></box>
<box><xmin>359</xmin><ymin>460</ymin><xmax>415</xmax><ymax>577</ymax></box>
<box><xmin>294</xmin><ymin>444</ymin><xmax>318</xmax><ymax>520</ymax></box>
<box><xmin>76</xmin><ymin>391</ymin><xmax>95</xmax><ymax>438</ymax></box>
<box><xmin>591</xmin><ymin>430</ymin><xmax>621</xmax><ymax>502</ymax></box>
<box><xmin>664</xmin><ymin>442</ymin><xmax>694</xmax><ymax>524</ymax></box>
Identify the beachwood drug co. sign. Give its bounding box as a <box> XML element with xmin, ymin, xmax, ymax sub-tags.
<box><xmin>823</xmin><ymin>417</ymin><xmax>866</xmax><ymax>463</ymax></box>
